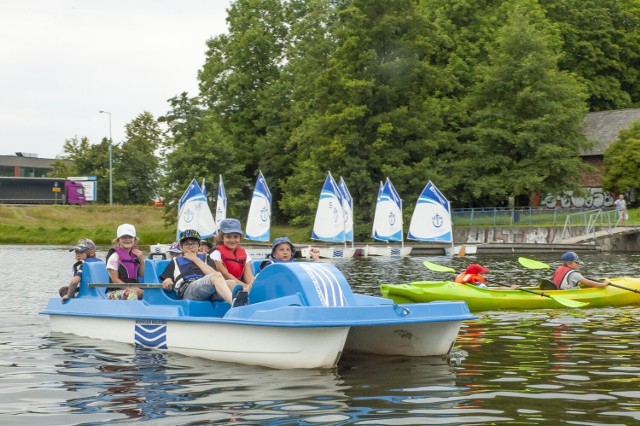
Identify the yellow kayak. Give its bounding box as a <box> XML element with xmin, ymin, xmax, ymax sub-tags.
<box><xmin>380</xmin><ymin>277</ymin><xmax>640</xmax><ymax>311</ymax></box>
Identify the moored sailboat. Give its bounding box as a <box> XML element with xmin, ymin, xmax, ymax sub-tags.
<box><xmin>244</xmin><ymin>171</ymin><xmax>273</xmax><ymax>259</ymax></box>
<box><xmin>307</xmin><ymin>172</ymin><xmax>356</xmax><ymax>259</ymax></box>
<box><xmin>365</xmin><ymin>178</ymin><xmax>412</xmax><ymax>257</ymax></box>
<box><xmin>407</xmin><ymin>180</ymin><xmax>476</xmax><ymax>256</ymax></box>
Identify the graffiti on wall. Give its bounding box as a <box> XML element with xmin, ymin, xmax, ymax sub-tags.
<box><xmin>542</xmin><ymin>188</ymin><xmax>614</xmax><ymax>209</ymax></box>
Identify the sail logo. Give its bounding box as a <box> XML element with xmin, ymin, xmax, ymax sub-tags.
<box><xmin>260</xmin><ymin>205</ymin><xmax>268</xmax><ymax>222</ymax></box>
<box><xmin>184</xmin><ymin>208</ymin><xmax>194</xmax><ymax>223</ymax></box>
<box><xmin>135</xmin><ymin>320</ymin><xmax>167</xmax><ymax>349</ymax></box>
<box><xmin>432</xmin><ymin>213</ymin><xmax>443</xmax><ymax>228</ymax></box>
<box><xmin>388</xmin><ymin>211</ymin><xmax>396</xmax><ymax>226</ymax></box>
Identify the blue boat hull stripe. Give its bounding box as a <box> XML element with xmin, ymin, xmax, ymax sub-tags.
<box><xmin>135</xmin><ymin>321</ymin><xmax>167</xmax><ymax>349</ymax></box>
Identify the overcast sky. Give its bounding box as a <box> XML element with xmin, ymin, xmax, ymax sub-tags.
<box><xmin>0</xmin><ymin>0</ymin><xmax>231</xmax><ymax>159</ymax></box>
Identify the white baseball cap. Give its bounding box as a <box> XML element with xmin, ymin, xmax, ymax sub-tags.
<box><xmin>116</xmin><ymin>223</ymin><xmax>137</xmax><ymax>238</ymax></box>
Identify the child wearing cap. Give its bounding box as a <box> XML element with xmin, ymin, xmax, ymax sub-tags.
<box><xmin>105</xmin><ymin>223</ymin><xmax>145</xmax><ymax>300</ymax></box>
<box><xmin>167</xmin><ymin>241</ymin><xmax>183</xmax><ymax>260</ymax></box>
<box><xmin>59</xmin><ymin>238</ymin><xmax>102</xmax><ymax>301</ymax></box>
<box><xmin>259</xmin><ymin>237</ymin><xmax>321</xmax><ymax>270</ymax></box>
<box><xmin>160</xmin><ymin>229</ymin><xmax>232</xmax><ymax>304</ymax></box>
<box><xmin>211</xmin><ymin>218</ymin><xmax>254</xmax><ymax>288</ymax></box>
<box><xmin>552</xmin><ymin>252</ymin><xmax>610</xmax><ymax>289</ymax></box>
<box><xmin>455</xmin><ymin>263</ymin><xmax>490</xmax><ymax>288</ymax></box>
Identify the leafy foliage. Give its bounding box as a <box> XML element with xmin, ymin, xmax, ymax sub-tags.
<box><xmin>57</xmin><ymin>0</ymin><xmax>640</xmax><ymax>222</ymax></box>
<box><xmin>602</xmin><ymin>121</ymin><xmax>640</xmax><ymax>194</ymax></box>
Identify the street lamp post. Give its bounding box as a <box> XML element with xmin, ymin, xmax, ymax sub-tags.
<box><xmin>99</xmin><ymin>110</ymin><xmax>113</xmax><ymax>205</ymax></box>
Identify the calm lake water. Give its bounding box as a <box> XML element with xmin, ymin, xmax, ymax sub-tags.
<box><xmin>2</xmin><ymin>246</ymin><xmax>639</xmax><ymax>425</ymax></box>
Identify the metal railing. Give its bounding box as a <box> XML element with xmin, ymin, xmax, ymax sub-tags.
<box><xmin>450</xmin><ymin>207</ymin><xmax>612</xmax><ymax>227</ymax></box>
<box><xmin>559</xmin><ymin>208</ymin><xmax>637</xmax><ymax>242</ymax></box>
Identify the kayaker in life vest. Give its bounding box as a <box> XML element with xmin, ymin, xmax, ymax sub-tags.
<box><xmin>105</xmin><ymin>223</ymin><xmax>144</xmax><ymax>300</ymax></box>
<box><xmin>210</xmin><ymin>218</ymin><xmax>254</xmax><ymax>288</ymax></box>
<box><xmin>552</xmin><ymin>252</ymin><xmax>610</xmax><ymax>289</ymax></box>
<box><xmin>455</xmin><ymin>264</ymin><xmax>490</xmax><ymax>288</ymax></box>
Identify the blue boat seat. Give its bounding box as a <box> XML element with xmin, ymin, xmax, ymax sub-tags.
<box><xmin>249</xmin><ymin>262</ymin><xmax>356</xmax><ymax>307</ymax></box>
<box><xmin>143</xmin><ymin>259</ymin><xmax>171</xmax><ymax>284</ymax></box>
<box><xmin>77</xmin><ymin>260</ymin><xmax>109</xmax><ymax>298</ymax></box>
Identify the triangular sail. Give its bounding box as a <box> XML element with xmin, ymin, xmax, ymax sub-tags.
<box><xmin>177</xmin><ymin>178</ymin><xmax>217</xmax><ymax>239</ymax></box>
<box><xmin>371</xmin><ymin>178</ymin><xmax>404</xmax><ymax>242</ymax></box>
<box><xmin>407</xmin><ymin>180</ymin><xmax>452</xmax><ymax>243</ymax></box>
<box><xmin>338</xmin><ymin>177</ymin><xmax>354</xmax><ymax>245</ymax></box>
<box><xmin>215</xmin><ymin>175</ymin><xmax>227</xmax><ymax>235</ymax></box>
<box><xmin>245</xmin><ymin>171</ymin><xmax>271</xmax><ymax>242</ymax></box>
<box><xmin>311</xmin><ymin>172</ymin><xmax>346</xmax><ymax>243</ymax></box>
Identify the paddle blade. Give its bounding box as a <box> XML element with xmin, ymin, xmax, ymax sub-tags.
<box><xmin>458</xmin><ymin>245</ymin><xmax>466</xmax><ymax>257</ymax></box>
<box><xmin>423</xmin><ymin>260</ymin><xmax>456</xmax><ymax>273</ymax></box>
<box><xmin>550</xmin><ymin>295</ymin><xmax>589</xmax><ymax>308</ymax></box>
<box><xmin>518</xmin><ymin>257</ymin><xmax>551</xmax><ymax>270</ymax></box>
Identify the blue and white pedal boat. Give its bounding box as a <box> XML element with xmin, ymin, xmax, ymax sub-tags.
<box><xmin>42</xmin><ymin>260</ymin><xmax>475</xmax><ymax>369</ymax></box>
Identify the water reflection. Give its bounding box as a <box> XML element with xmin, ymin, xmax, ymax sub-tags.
<box><xmin>3</xmin><ymin>246</ymin><xmax>640</xmax><ymax>424</ymax></box>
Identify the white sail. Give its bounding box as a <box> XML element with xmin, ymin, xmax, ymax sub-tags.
<box><xmin>338</xmin><ymin>176</ymin><xmax>354</xmax><ymax>245</ymax></box>
<box><xmin>371</xmin><ymin>178</ymin><xmax>403</xmax><ymax>242</ymax></box>
<box><xmin>177</xmin><ymin>178</ymin><xmax>217</xmax><ymax>239</ymax></box>
<box><xmin>215</xmin><ymin>175</ymin><xmax>226</xmax><ymax>234</ymax></box>
<box><xmin>245</xmin><ymin>171</ymin><xmax>271</xmax><ymax>242</ymax></box>
<box><xmin>407</xmin><ymin>180</ymin><xmax>452</xmax><ymax>243</ymax></box>
<box><xmin>311</xmin><ymin>173</ymin><xmax>345</xmax><ymax>243</ymax></box>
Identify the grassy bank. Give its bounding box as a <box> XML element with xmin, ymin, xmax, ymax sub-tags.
<box><xmin>0</xmin><ymin>205</ymin><xmax>312</xmax><ymax>247</ymax></box>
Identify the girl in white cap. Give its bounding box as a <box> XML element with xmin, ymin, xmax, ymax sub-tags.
<box><xmin>105</xmin><ymin>223</ymin><xmax>145</xmax><ymax>300</ymax></box>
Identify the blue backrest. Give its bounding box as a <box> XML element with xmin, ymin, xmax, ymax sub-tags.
<box><xmin>77</xmin><ymin>259</ymin><xmax>109</xmax><ymax>298</ymax></box>
<box><xmin>249</xmin><ymin>262</ymin><xmax>356</xmax><ymax>307</ymax></box>
<box><xmin>143</xmin><ymin>259</ymin><xmax>171</xmax><ymax>284</ymax></box>
<box><xmin>250</xmin><ymin>259</ymin><xmax>265</xmax><ymax>277</ymax></box>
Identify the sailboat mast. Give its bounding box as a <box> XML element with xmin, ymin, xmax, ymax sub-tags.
<box><xmin>448</xmin><ymin>202</ymin><xmax>455</xmax><ymax>254</ymax></box>
<box><xmin>400</xmin><ymin>197</ymin><xmax>405</xmax><ymax>249</ymax></box>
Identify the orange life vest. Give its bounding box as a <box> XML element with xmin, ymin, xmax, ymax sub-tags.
<box><xmin>216</xmin><ymin>244</ymin><xmax>247</xmax><ymax>279</ymax></box>
<box><xmin>455</xmin><ymin>273</ymin><xmax>487</xmax><ymax>286</ymax></box>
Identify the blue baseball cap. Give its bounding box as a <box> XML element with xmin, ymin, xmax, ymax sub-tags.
<box><xmin>219</xmin><ymin>218</ymin><xmax>243</xmax><ymax>235</ymax></box>
<box><xmin>69</xmin><ymin>238</ymin><xmax>96</xmax><ymax>252</ymax></box>
<box><xmin>167</xmin><ymin>241</ymin><xmax>182</xmax><ymax>254</ymax></box>
<box><xmin>561</xmin><ymin>252</ymin><xmax>582</xmax><ymax>263</ymax></box>
<box><xmin>271</xmin><ymin>237</ymin><xmax>296</xmax><ymax>257</ymax></box>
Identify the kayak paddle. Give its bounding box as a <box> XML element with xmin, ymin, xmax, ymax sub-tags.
<box><xmin>423</xmin><ymin>259</ymin><xmax>588</xmax><ymax>308</ymax></box>
<box><xmin>422</xmin><ymin>260</ymin><xmax>456</xmax><ymax>273</ymax></box>
<box><xmin>487</xmin><ymin>280</ymin><xmax>589</xmax><ymax>308</ymax></box>
<box><xmin>518</xmin><ymin>257</ymin><xmax>550</xmax><ymax>270</ymax></box>
<box><xmin>607</xmin><ymin>282</ymin><xmax>640</xmax><ymax>294</ymax></box>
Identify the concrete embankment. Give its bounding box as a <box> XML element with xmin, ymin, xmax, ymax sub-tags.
<box><xmin>288</xmin><ymin>226</ymin><xmax>640</xmax><ymax>256</ymax></box>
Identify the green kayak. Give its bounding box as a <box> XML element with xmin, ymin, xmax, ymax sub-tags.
<box><xmin>380</xmin><ymin>277</ymin><xmax>640</xmax><ymax>311</ymax></box>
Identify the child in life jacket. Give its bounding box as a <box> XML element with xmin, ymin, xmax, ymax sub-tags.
<box><xmin>211</xmin><ymin>218</ymin><xmax>254</xmax><ymax>288</ymax></box>
<box><xmin>105</xmin><ymin>223</ymin><xmax>145</xmax><ymax>300</ymax></box>
<box><xmin>59</xmin><ymin>238</ymin><xmax>102</xmax><ymax>301</ymax></box>
<box><xmin>455</xmin><ymin>263</ymin><xmax>490</xmax><ymax>288</ymax></box>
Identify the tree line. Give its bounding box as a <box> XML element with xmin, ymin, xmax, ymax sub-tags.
<box><xmin>51</xmin><ymin>0</ymin><xmax>640</xmax><ymax>238</ymax></box>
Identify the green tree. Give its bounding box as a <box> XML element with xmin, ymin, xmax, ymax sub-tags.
<box><xmin>198</xmin><ymin>0</ymin><xmax>289</xmax><ymax>211</ymax></box>
<box><xmin>465</xmin><ymin>0</ymin><xmax>591</xmax><ymax>206</ymax></box>
<box><xmin>159</xmin><ymin>94</ymin><xmax>245</xmax><ymax>225</ymax></box>
<box><xmin>281</xmin><ymin>0</ymin><xmax>450</xmax><ymax>228</ymax></box>
<box><xmin>115</xmin><ymin>111</ymin><xmax>163</xmax><ymax>204</ymax></box>
<box><xmin>602</xmin><ymin>121</ymin><xmax>640</xmax><ymax>195</ymax></box>
<box><xmin>541</xmin><ymin>0</ymin><xmax>640</xmax><ymax>111</ymax></box>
